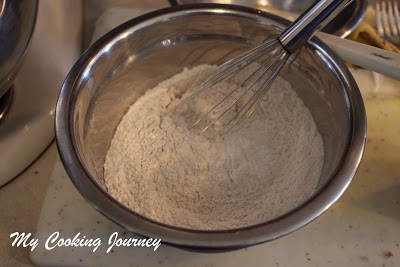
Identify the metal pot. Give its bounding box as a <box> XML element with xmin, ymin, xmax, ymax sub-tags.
<box><xmin>0</xmin><ymin>0</ymin><xmax>38</xmax><ymax>98</ymax></box>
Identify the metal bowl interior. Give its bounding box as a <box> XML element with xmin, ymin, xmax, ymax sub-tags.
<box><xmin>176</xmin><ymin>0</ymin><xmax>368</xmax><ymax>37</ymax></box>
<box><xmin>0</xmin><ymin>0</ymin><xmax>38</xmax><ymax>98</ymax></box>
<box><xmin>56</xmin><ymin>4</ymin><xmax>366</xmax><ymax>250</ymax></box>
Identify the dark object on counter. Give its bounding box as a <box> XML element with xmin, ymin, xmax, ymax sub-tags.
<box><xmin>0</xmin><ymin>0</ymin><xmax>38</xmax><ymax>99</ymax></box>
<box><xmin>168</xmin><ymin>0</ymin><xmax>179</xmax><ymax>6</ymax></box>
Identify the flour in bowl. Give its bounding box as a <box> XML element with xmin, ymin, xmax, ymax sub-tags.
<box><xmin>103</xmin><ymin>65</ymin><xmax>324</xmax><ymax>230</ymax></box>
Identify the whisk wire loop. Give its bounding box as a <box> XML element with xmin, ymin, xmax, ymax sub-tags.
<box><xmin>175</xmin><ymin>0</ymin><xmax>351</xmax><ymax>135</ymax></box>
<box><xmin>194</xmin><ymin>42</ymin><xmax>283</xmax><ymax>130</ymax></box>
<box><xmin>196</xmin><ymin>44</ymin><xmax>288</xmax><ymax>133</ymax></box>
<box><xmin>214</xmin><ymin>51</ymin><xmax>290</xmax><ymax>135</ymax></box>
<box><xmin>197</xmin><ymin>39</ymin><xmax>280</xmax><ymax>92</ymax></box>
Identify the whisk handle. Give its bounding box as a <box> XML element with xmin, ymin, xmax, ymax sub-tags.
<box><xmin>278</xmin><ymin>0</ymin><xmax>351</xmax><ymax>54</ymax></box>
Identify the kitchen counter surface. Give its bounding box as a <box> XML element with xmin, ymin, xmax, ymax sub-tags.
<box><xmin>0</xmin><ymin>143</ymin><xmax>57</xmax><ymax>266</ymax></box>
<box><xmin>0</xmin><ymin>0</ymin><xmax>399</xmax><ymax>266</ymax></box>
<box><xmin>1</xmin><ymin>95</ymin><xmax>399</xmax><ymax>267</ymax></box>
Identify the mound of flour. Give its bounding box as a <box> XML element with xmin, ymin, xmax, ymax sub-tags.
<box><xmin>103</xmin><ymin>65</ymin><xmax>324</xmax><ymax>230</ymax></box>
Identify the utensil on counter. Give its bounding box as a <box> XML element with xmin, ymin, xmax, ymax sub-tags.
<box><xmin>375</xmin><ymin>0</ymin><xmax>400</xmax><ymax>47</ymax></box>
<box><xmin>317</xmin><ymin>32</ymin><xmax>400</xmax><ymax>79</ymax></box>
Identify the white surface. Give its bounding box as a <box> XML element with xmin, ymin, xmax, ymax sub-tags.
<box><xmin>0</xmin><ymin>144</ymin><xmax>57</xmax><ymax>267</ymax></box>
<box><xmin>31</xmin><ymin>4</ymin><xmax>400</xmax><ymax>267</ymax></box>
<box><xmin>350</xmin><ymin>68</ymin><xmax>400</xmax><ymax>98</ymax></box>
<box><xmin>0</xmin><ymin>0</ymin><xmax>82</xmax><ymax>185</ymax></box>
<box><xmin>31</xmin><ymin>145</ymin><xmax>400</xmax><ymax>267</ymax></box>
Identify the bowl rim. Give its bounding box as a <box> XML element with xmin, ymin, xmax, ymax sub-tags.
<box><xmin>174</xmin><ymin>0</ymin><xmax>368</xmax><ymax>38</ymax></box>
<box><xmin>332</xmin><ymin>0</ymin><xmax>368</xmax><ymax>38</ymax></box>
<box><xmin>55</xmin><ymin>3</ymin><xmax>366</xmax><ymax>250</ymax></box>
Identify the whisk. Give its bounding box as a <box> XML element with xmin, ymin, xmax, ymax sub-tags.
<box><xmin>175</xmin><ymin>0</ymin><xmax>351</xmax><ymax>135</ymax></box>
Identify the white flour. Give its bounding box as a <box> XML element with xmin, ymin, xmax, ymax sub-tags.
<box><xmin>103</xmin><ymin>65</ymin><xmax>324</xmax><ymax>230</ymax></box>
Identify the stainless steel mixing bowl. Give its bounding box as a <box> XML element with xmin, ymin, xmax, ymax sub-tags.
<box><xmin>0</xmin><ymin>0</ymin><xmax>38</xmax><ymax>98</ymax></box>
<box><xmin>56</xmin><ymin>4</ymin><xmax>366</xmax><ymax>250</ymax></box>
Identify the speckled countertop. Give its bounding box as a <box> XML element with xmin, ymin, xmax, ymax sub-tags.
<box><xmin>0</xmin><ymin>143</ymin><xmax>57</xmax><ymax>266</ymax></box>
<box><xmin>0</xmin><ymin>0</ymin><xmax>399</xmax><ymax>266</ymax></box>
<box><xmin>27</xmin><ymin>96</ymin><xmax>400</xmax><ymax>267</ymax></box>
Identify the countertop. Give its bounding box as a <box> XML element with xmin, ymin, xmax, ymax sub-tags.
<box><xmin>2</xmin><ymin>95</ymin><xmax>400</xmax><ymax>267</ymax></box>
<box><xmin>1</xmin><ymin>0</ymin><xmax>399</xmax><ymax>266</ymax></box>
<box><xmin>0</xmin><ymin>143</ymin><xmax>57</xmax><ymax>266</ymax></box>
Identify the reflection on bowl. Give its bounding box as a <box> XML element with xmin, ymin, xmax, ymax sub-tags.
<box><xmin>176</xmin><ymin>0</ymin><xmax>368</xmax><ymax>37</ymax></box>
<box><xmin>55</xmin><ymin>4</ymin><xmax>366</xmax><ymax>251</ymax></box>
<box><xmin>0</xmin><ymin>0</ymin><xmax>38</xmax><ymax>98</ymax></box>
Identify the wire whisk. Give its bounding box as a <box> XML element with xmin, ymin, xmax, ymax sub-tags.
<box><xmin>174</xmin><ymin>0</ymin><xmax>351</xmax><ymax>135</ymax></box>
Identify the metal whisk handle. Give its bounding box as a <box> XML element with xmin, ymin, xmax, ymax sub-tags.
<box><xmin>278</xmin><ymin>0</ymin><xmax>352</xmax><ymax>54</ymax></box>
